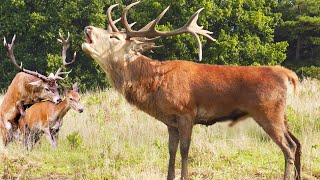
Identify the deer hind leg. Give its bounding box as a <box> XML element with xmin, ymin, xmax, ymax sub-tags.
<box><xmin>16</xmin><ymin>101</ymin><xmax>27</xmax><ymax>147</ymax></box>
<box><xmin>177</xmin><ymin>116</ymin><xmax>193</xmax><ymax>180</ymax></box>
<box><xmin>167</xmin><ymin>126</ymin><xmax>179</xmax><ymax>180</ymax></box>
<box><xmin>0</xmin><ymin>124</ymin><xmax>9</xmax><ymax>147</ymax></box>
<box><xmin>255</xmin><ymin>115</ymin><xmax>296</xmax><ymax>180</ymax></box>
<box><xmin>287</xmin><ymin>131</ymin><xmax>301</xmax><ymax>180</ymax></box>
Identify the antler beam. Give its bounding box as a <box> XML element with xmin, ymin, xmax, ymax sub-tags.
<box><xmin>3</xmin><ymin>35</ymin><xmax>51</xmax><ymax>81</ymax></box>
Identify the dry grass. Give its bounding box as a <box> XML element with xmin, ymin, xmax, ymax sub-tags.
<box><xmin>0</xmin><ymin>78</ymin><xmax>320</xmax><ymax>179</ymax></box>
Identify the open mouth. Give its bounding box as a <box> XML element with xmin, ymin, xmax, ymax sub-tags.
<box><xmin>85</xmin><ymin>32</ymin><xmax>93</xmax><ymax>44</ymax></box>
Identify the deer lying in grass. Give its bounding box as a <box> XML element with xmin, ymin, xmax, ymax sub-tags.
<box><xmin>82</xmin><ymin>2</ymin><xmax>301</xmax><ymax>180</ymax></box>
<box><xmin>19</xmin><ymin>83</ymin><xmax>83</xmax><ymax>151</ymax></box>
<box><xmin>0</xmin><ymin>33</ymin><xmax>76</xmax><ymax>146</ymax></box>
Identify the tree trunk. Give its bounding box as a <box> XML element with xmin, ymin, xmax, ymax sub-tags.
<box><xmin>295</xmin><ymin>35</ymin><xmax>301</xmax><ymax>60</ymax></box>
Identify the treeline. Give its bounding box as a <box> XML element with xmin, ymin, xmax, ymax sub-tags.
<box><xmin>0</xmin><ymin>0</ymin><xmax>319</xmax><ymax>90</ymax></box>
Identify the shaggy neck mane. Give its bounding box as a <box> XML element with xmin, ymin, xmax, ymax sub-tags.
<box><xmin>107</xmin><ymin>55</ymin><xmax>174</xmax><ymax>108</ymax></box>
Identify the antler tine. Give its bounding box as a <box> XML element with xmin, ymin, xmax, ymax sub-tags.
<box><xmin>108</xmin><ymin>18</ymin><xmax>121</xmax><ymax>33</ymax></box>
<box><xmin>3</xmin><ymin>35</ymin><xmax>20</xmax><ymax>69</ymax></box>
<box><xmin>54</xmin><ymin>68</ymin><xmax>72</xmax><ymax>80</ymax></box>
<box><xmin>122</xmin><ymin>1</ymin><xmax>140</xmax><ymax>33</ymax></box>
<box><xmin>107</xmin><ymin>3</ymin><xmax>120</xmax><ymax>32</ymax></box>
<box><xmin>122</xmin><ymin>1</ymin><xmax>170</xmax><ymax>39</ymax></box>
<box><xmin>55</xmin><ymin>32</ymin><xmax>76</xmax><ymax>80</ymax></box>
<box><xmin>138</xmin><ymin>20</ymin><xmax>155</xmax><ymax>32</ymax></box>
<box><xmin>146</xmin><ymin>6</ymin><xmax>170</xmax><ymax>35</ymax></box>
<box><xmin>57</xmin><ymin>32</ymin><xmax>76</xmax><ymax>65</ymax></box>
<box><xmin>157</xmin><ymin>8</ymin><xmax>216</xmax><ymax>61</ymax></box>
<box><xmin>3</xmin><ymin>35</ymin><xmax>50</xmax><ymax>81</ymax></box>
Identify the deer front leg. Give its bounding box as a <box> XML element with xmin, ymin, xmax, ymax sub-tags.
<box><xmin>16</xmin><ymin>100</ymin><xmax>26</xmax><ymax>117</ymax></box>
<box><xmin>43</xmin><ymin>128</ymin><xmax>57</xmax><ymax>149</ymax></box>
<box><xmin>167</xmin><ymin>126</ymin><xmax>179</xmax><ymax>180</ymax></box>
<box><xmin>0</xmin><ymin>122</ymin><xmax>9</xmax><ymax>147</ymax></box>
<box><xmin>177</xmin><ymin>117</ymin><xmax>193</xmax><ymax>180</ymax></box>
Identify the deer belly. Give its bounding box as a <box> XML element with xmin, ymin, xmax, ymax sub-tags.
<box><xmin>195</xmin><ymin>108</ymin><xmax>248</xmax><ymax>125</ymax></box>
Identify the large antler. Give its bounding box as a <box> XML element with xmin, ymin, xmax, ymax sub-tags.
<box><xmin>3</xmin><ymin>35</ymin><xmax>51</xmax><ymax>81</ymax></box>
<box><xmin>119</xmin><ymin>1</ymin><xmax>216</xmax><ymax>61</ymax></box>
<box><xmin>106</xmin><ymin>4</ymin><xmax>135</xmax><ymax>33</ymax></box>
<box><xmin>55</xmin><ymin>32</ymin><xmax>77</xmax><ymax>80</ymax></box>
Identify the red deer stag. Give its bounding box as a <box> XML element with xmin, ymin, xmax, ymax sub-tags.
<box><xmin>1</xmin><ymin>33</ymin><xmax>76</xmax><ymax>146</ymax></box>
<box><xmin>19</xmin><ymin>83</ymin><xmax>83</xmax><ymax>151</ymax></box>
<box><xmin>82</xmin><ymin>2</ymin><xmax>300</xmax><ymax>180</ymax></box>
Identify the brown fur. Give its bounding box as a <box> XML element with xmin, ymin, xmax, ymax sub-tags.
<box><xmin>18</xmin><ymin>84</ymin><xmax>82</xmax><ymax>151</ymax></box>
<box><xmin>0</xmin><ymin>72</ymin><xmax>61</xmax><ymax>146</ymax></box>
<box><xmin>82</xmin><ymin>25</ymin><xmax>301</xmax><ymax>180</ymax></box>
<box><xmin>105</xmin><ymin>56</ymin><xmax>300</xmax><ymax>180</ymax></box>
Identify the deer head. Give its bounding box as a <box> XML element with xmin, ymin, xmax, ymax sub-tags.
<box><xmin>82</xmin><ymin>1</ymin><xmax>216</xmax><ymax>68</ymax></box>
<box><xmin>62</xmin><ymin>83</ymin><xmax>83</xmax><ymax>113</ymax></box>
<box><xmin>3</xmin><ymin>33</ymin><xmax>76</xmax><ymax>104</ymax></box>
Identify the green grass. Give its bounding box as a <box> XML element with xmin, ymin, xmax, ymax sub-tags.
<box><xmin>1</xmin><ymin>78</ymin><xmax>320</xmax><ymax>179</ymax></box>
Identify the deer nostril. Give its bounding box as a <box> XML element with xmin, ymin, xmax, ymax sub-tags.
<box><xmin>57</xmin><ymin>98</ymin><xmax>62</xmax><ymax>103</ymax></box>
<box><xmin>79</xmin><ymin>109</ymin><xmax>84</xmax><ymax>113</ymax></box>
<box><xmin>84</xmin><ymin>26</ymin><xmax>92</xmax><ymax>33</ymax></box>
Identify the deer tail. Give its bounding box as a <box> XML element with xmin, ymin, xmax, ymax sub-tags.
<box><xmin>282</xmin><ymin>67</ymin><xmax>299</xmax><ymax>95</ymax></box>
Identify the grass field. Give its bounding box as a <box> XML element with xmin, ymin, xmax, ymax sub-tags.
<box><xmin>1</xmin><ymin>78</ymin><xmax>320</xmax><ymax>179</ymax></box>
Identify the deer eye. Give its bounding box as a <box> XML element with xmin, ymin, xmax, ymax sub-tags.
<box><xmin>69</xmin><ymin>97</ymin><xmax>73</xmax><ymax>101</ymax></box>
<box><xmin>110</xmin><ymin>35</ymin><xmax>120</xmax><ymax>40</ymax></box>
<box><xmin>45</xmin><ymin>88</ymin><xmax>50</xmax><ymax>91</ymax></box>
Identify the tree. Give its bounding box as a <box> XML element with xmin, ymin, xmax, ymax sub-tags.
<box><xmin>0</xmin><ymin>0</ymin><xmax>289</xmax><ymax>90</ymax></box>
<box><xmin>0</xmin><ymin>0</ymin><xmax>114</xmax><ymax>90</ymax></box>
<box><xmin>276</xmin><ymin>0</ymin><xmax>320</xmax><ymax>67</ymax></box>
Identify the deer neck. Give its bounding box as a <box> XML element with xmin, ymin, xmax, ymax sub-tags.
<box><xmin>103</xmin><ymin>54</ymin><xmax>176</xmax><ymax>108</ymax></box>
<box><xmin>53</xmin><ymin>98</ymin><xmax>70</xmax><ymax>119</ymax></box>
<box><xmin>105</xmin><ymin>54</ymin><xmax>156</xmax><ymax>90</ymax></box>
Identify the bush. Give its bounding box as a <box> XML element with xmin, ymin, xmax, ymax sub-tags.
<box><xmin>66</xmin><ymin>131</ymin><xmax>82</xmax><ymax>150</ymax></box>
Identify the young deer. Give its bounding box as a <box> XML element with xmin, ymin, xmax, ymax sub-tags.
<box><xmin>1</xmin><ymin>33</ymin><xmax>76</xmax><ymax>146</ymax></box>
<box><xmin>82</xmin><ymin>2</ymin><xmax>300</xmax><ymax>180</ymax></box>
<box><xmin>19</xmin><ymin>83</ymin><xmax>83</xmax><ymax>151</ymax></box>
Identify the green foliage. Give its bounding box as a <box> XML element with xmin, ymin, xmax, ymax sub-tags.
<box><xmin>0</xmin><ymin>0</ymin><xmax>291</xmax><ymax>90</ymax></box>
<box><xmin>276</xmin><ymin>0</ymin><xmax>320</xmax><ymax>72</ymax></box>
<box><xmin>297</xmin><ymin>66</ymin><xmax>320</xmax><ymax>79</ymax></box>
<box><xmin>0</xmin><ymin>0</ymin><xmax>113</xmax><ymax>90</ymax></box>
<box><xmin>66</xmin><ymin>131</ymin><xmax>82</xmax><ymax>150</ymax></box>
<box><xmin>127</xmin><ymin>0</ymin><xmax>286</xmax><ymax>65</ymax></box>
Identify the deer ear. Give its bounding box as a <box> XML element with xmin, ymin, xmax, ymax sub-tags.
<box><xmin>61</xmin><ymin>85</ymin><xmax>68</xmax><ymax>92</ymax></box>
<box><xmin>72</xmin><ymin>83</ymin><xmax>79</xmax><ymax>91</ymax></box>
<box><xmin>28</xmin><ymin>80</ymin><xmax>42</xmax><ymax>87</ymax></box>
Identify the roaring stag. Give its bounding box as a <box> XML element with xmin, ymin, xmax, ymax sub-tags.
<box><xmin>19</xmin><ymin>83</ymin><xmax>83</xmax><ymax>151</ymax></box>
<box><xmin>0</xmin><ymin>33</ymin><xmax>76</xmax><ymax>146</ymax></box>
<box><xmin>82</xmin><ymin>2</ymin><xmax>300</xmax><ymax>180</ymax></box>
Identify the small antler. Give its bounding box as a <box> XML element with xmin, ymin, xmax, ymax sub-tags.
<box><xmin>3</xmin><ymin>35</ymin><xmax>51</xmax><ymax>81</ymax></box>
<box><xmin>119</xmin><ymin>1</ymin><xmax>216</xmax><ymax>61</ymax></box>
<box><xmin>55</xmin><ymin>32</ymin><xmax>76</xmax><ymax>80</ymax></box>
